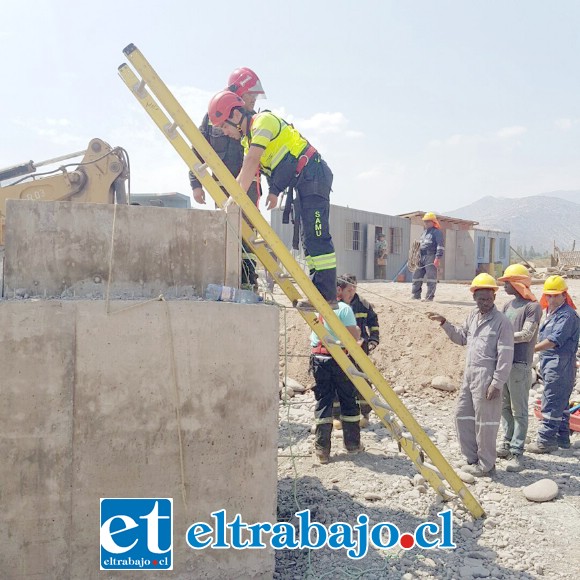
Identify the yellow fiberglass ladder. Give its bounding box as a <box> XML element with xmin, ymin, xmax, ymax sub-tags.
<box><xmin>118</xmin><ymin>43</ymin><xmax>484</xmax><ymax>519</ymax></box>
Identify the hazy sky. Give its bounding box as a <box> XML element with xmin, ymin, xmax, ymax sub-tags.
<box><xmin>1</xmin><ymin>0</ymin><xmax>579</xmax><ymax>216</ymax></box>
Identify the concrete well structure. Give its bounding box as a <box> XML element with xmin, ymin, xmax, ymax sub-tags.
<box><xmin>0</xmin><ymin>201</ymin><xmax>278</xmax><ymax>579</ymax></box>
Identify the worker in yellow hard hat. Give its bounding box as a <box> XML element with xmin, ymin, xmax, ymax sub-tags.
<box><xmin>528</xmin><ymin>276</ymin><xmax>579</xmax><ymax>454</ymax></box>
<box><xmin>494</xmin><ymin>264</ymin><xmax>542</xmax><ymax>471</ymax></box>
<box><xmin>411</xmin><ymin>212</ymin><xmax>444</xmax><ymax>302</ymax></box>
<box><xmin>426</xmin><ymin>273</ymin><xmax>514</xmax><ymax>477</ymax></box>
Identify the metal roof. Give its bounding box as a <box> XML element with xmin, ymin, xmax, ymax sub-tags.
<box><xmin>398</xmin><ymin>211</ymin><xmax>479</xmax><ymax>226</ymax></box>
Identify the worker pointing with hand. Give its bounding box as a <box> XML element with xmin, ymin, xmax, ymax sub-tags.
<box><xmin>427</xmin><ymin>273</ymin><xmax>514</xmax><ymax>477</ymax></box>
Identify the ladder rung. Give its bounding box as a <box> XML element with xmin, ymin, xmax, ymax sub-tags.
<box><xmin>347</xmin><ymin>366</ymin><xmax>369</xmax><ymax>380</ymax></box>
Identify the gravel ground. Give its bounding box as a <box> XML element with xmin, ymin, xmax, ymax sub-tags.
<box><xmin>274</xmin><ymin>279</ymin><xmax>580</xmax><ymax>579</ymax></box>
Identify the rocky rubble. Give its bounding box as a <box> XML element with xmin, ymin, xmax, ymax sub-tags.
<box><xmin>275</xmin><ymin>280</ymin><xmax>580</xmax><ymax>579</ymax></box>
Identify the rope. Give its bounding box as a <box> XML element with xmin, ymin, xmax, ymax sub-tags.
<box><xmin>407</xmin><ymin>240</ymin><xmax>421</xmax><ymax>273</ymax></box>
<box><xmin>163</xmin><ymin>298</ymin><xmax>188</xmax><ymax>510</ymax></box>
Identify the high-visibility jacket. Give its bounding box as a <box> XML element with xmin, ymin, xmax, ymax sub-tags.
<box><xmin>246</xmin><ymin>111</ymin><xmax>309</xmax><ymax>195</ymax></box>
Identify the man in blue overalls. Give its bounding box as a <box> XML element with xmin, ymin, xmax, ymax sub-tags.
<box><xmin>411</xmin><ymin>212</ymin><xmax>444</xmax><ymax>302</ymax></box>
<box><xmin>529</xmin><ymin>276</ymin><xmax>579</xmax><ymax>453</ymax></box>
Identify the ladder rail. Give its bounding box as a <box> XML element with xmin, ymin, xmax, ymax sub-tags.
<box><xmin>118</xmin><ymin>45</ymin><xmax>485</xmax><ymax>518</ymax></box>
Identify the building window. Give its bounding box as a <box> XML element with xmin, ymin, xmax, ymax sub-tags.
<box><xmin>498</xmin><ymin>238</ymin><xmax>507</xmax><ymax>260</ymax></box>
<box><xmin>390</xmin><ymin>227</ymin><xmax>402</xmax><ymax>255</ymax></box>
<box><xmin>345</xmin><ymin>221</ymin><xmax>361</xmax><ymax>251</ymax></box>
<box><xmin>477</xmin><ymin>236</ymin><xmax>486</xmax><ymax>260</ymax></box>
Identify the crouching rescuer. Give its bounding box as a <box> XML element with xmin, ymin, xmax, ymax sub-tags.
<box><xmin>309</xmin><ymin>299</ymin><xmax>365</xmax><ymax>463</ymax></box>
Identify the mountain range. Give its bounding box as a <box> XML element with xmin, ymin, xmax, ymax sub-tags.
<box><xmin>447</xmin><ymin>194</ymin><xmax>580</xmax><ymax>254</ymax></box>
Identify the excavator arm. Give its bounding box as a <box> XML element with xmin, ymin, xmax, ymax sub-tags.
<box><xmin>0</xmin><ymin>138</ymin><xmax>129</xmax><ymax>244</ymax></box>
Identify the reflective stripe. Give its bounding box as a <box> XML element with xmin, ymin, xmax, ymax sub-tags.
<box><xmin>252</xmin><ymin>127</ymin><xmax>276</xmax><ymax>142</ymax></box>
<box><xmin>306</xmin><ymin>255</ymin><xmax>314</xmax><ymax>268</ymax></box>
<box><xmin>355</xmin><ymin>313</ymin><xmax>367</xmax><ymax>318</ymax></box>
<box><xmin>310</xmin><ymin>253</ymin><xmax>336</xmax><ymax>271</ymax></box>
<box><xmin>242</xmin><ymin>253</ymin><xmax>257</xmax><ymax>260</ymax></box>
<box><xmin>457</xmin><ymin>416</ymin><xmax>476</xmax><ymax>421</ymax></box>
<box><xmin>370</xmin><ymin>326</ymin><xmax>379</xmax><ymax>331</ymax></box>
<box><xmin>341</xmin><ymin>414</ymin><xmax>362</xmax><ymax>422</ymax></box>
<box><xmin>541</xmin><ymin>412</ymin><xmax>562</xmax><ymax>421</ymax></box>
<box><xmin>499</xmin><ymin>346</ymin><xmax>514</xmax><ymax>352</ymax></box>
<box><xmin>332</xmin><ymin>401</ymin><xmax>341</xmax><ymax>408</ymax></box>
<box><xmin>476</xmin><ymin>421</ymin><xmax>500</xmax><ymax>426</ymax></box>
<box><xmin>315</xmin><ymin>417</ymin><xmax>334</xmax><ymax>425</ymax></box>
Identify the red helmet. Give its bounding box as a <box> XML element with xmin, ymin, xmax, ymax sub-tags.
<box><xmin>208</xmin><ymin>90</ymin><xmax>244</xmax><ymax>126</ymax></box>
<box><xmin>227</xmin><ymin>67</ymin><xmax>265</xmax><ymax>97</ymax></box>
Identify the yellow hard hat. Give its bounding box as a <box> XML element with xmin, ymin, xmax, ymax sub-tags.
<box><xmin>470</xmin><ymin>273</ymin><xmax>499</xmax><ymax>293</ymax></box>
<box><xmin>422</xmin><ymin>212</ymin><xmax>437</xmax><ymax>221</ymax></box>
<box><xmin>543</xmin><ymin>275</ymin><xmax>568</xmax><ymax>295</ymax></box>
<box><xmin>498</xmin><ymin>263</ymin><xmax>529</xmax><ymax>280</ymax></box>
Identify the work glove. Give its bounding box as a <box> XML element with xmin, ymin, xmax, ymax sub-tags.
<box><xmin>434</xmin><ymin>257</ymin><xmax>441</xmax><ymax>268</ymax></box>
<box><xmin>368</xmin><ymin>340</ymin><xmax>378</xmax><ymax>352</ymax></box>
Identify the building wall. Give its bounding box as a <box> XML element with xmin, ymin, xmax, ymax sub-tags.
<box><xmin>473</xmin><ymin>228</ymin><xmax>511</xmax><ymax>277</ymax></box>
<box><xmin>270</xmin><ymin>205</ymin><xmax>410</xmax><ymax>281</ymax></box>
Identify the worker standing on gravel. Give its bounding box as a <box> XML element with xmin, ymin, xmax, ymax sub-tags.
<box><xmin>495</xmin><ymin>264</ymin><xmax>542</xmax><ymax>472</ymax></box>
<box><xmin>426</xmin><ymin>273</ymin><xmax>514</xmax><ymax>477</ymax></box>
<box><xmin>528</xmin><ymin>276</ymin><xmax>579</xmax><ymax>454</ymax></box>
<box><xmin>411</xmin><ymin>212</ymin><xmax>444</xmax><ymax>302</ymax></box>
<box><xmin>309</xmin><ymin>299</ymin><xmax>363</xmax><ymax>464</ymax></box>
<box><xmin>190</xmin><ymin>68</ymin><xmax>266</xmax><ymax>288</ymax></box>
<box><xmin>331</xmin><ymin>274</ymin><xmax>380</xmax><ymax>429</ymax></box>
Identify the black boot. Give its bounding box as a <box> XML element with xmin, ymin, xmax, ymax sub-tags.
<box><xmin>342</xmin><ymin>420</ymin><xmax>364</xmax><ymax>454</ymax></box>
<box><xmin>314</xmin><ymin>423</ymin><xmax>333</xmax><ymax>463</ymax></box>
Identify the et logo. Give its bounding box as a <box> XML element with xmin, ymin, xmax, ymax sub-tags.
<box><xmin>100</xmin><ymin>498</ymin><xmax>173</xmax><ymax>570</ymax></box>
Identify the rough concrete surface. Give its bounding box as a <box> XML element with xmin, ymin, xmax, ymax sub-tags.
<box><xmin>0</xmin><ymin>300</ymin><xmax>278</xmax><ymax>579</ymax></box>
<box><xmin>3</xmin><ymin>200</ymin><xmax>241</xmax><ymax>299</ymax></box>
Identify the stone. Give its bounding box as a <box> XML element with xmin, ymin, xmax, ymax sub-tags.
<box><xmin>402</xmin><ymin>574</ymin><xmax>414</xmax><ymax>580</ymax></box>
<box><xmin>283</xmin><ymin>377</ymin><xmax>307</xmax><ymax>393</ymax></box>
<box><xmin>459</xmin><ymin>565</ymin><xmax>490</xmax><ymax>578</ymax></box>
<box><xmin>523</xmin><ymin>479</ymin><xmax>559</xmax><ymax>502</ymax></box>
<box><xmin>431</xmin><ymin>375</ymin><xmax>457</xmax><ymax>392</ymax></box>
<box><xmin>458</xmin><ymin>470</ymin><xmax>475</xmax><ymax>484</ymax></box>
<box><xmin>394</xmin><ymin>386</ymin><xmax>405</xmax><ymax>395</ymax></box>
<box><xmin>487</xmin><ymin>492</ymin><xmax>503</xmax><ymax>502</ymax></box>
<box><xmin>413</xmin><ymin>474</ymin><xmax>426</xmax><ymax>487</ymax></box>
<box><xmin>363</xmin><ymin>492</ymin><xmax>383</xmax><ymax>501</ymax></box>
<box><xmin>279</xmin><ymin>386</ymin><xmax>295</xmax><ymax>400</ymax></box>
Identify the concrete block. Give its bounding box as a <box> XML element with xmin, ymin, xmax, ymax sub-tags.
<box><xmin>0</xmin><ymin>300</ymin><xmax>278</xmax><ymax>579</ymax></box>
<box><xmin>3</xmin><ymin>200</ymin><xmax>241</xmax><ymax>299</ymax></box>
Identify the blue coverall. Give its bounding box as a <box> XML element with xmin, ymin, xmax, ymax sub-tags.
<box><xmin>411</xmin><ymin>227</ymin><xmax>444</xmax><ymax>300</ymax></box>
<box><xmin>537</xmin><ymin>303</ymin><xmax>580</xmax><ymax>447</ymax></box>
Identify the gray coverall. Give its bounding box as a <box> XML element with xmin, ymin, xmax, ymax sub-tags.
<box><xmin>442</xmin><ymin>307</ymin><xmax>514</xmax><ymax>471</ymax></box>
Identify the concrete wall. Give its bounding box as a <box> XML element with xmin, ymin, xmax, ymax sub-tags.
<box><xmin>0</xmin><ymin>300</ymin><xmax>278</xmax><ymax>579</ymax></box>
<box><xmin>3</xmin><ymin>200</ymin><xmax>241</xmax><ymax>299</ymax></box>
